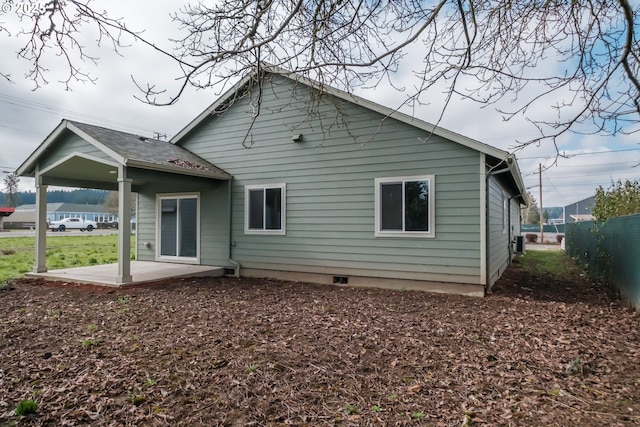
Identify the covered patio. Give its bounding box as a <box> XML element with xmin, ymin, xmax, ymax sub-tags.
<box><xmin>26</xmin><ymin>261</ymin><xmax>224</xmax><ymax>287</ymax></box>
<box><xmin>16</xmin><ymin>120</ymin><xmax>230</xmax><ymax>285</ymax></box>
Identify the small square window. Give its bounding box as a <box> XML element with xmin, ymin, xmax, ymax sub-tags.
<box><xmin>245</xmin><ymin>184</ymin><xmax>286</xmax><ymax>235</ymax></box>
<box><xmin>375</xmin><ymin>175</ymin><xmax>434</xmax><ymax>238</ymax></box>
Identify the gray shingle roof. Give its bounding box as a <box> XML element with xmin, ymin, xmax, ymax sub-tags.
<box><xmin>68</xmin><ymin>121</ymin><xmax>229</xmax><ymax>178</ymax></box>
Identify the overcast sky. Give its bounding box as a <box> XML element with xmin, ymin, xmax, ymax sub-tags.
<box><xmin>1</xmin><ymin>0</ymin><xmax>639</xmax><ymax>212</ymax></box>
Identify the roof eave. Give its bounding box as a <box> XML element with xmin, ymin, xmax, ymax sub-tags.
<box><xmin>169</xmin><ymin>64</ymin><xmax>526</xmax><ymax>196</ymax></box>
<box><xmin>125</xmin><ymin>159</ymin><xmax>231</xmax><ymax>180</ymax></box>
<box><xmin>17</xmin><ymin>120</ymin><xmax>128</xmax><ymax>177</ymax></box>
<box><xmin>171</xmin><ymin>64</ymin><xmax>514</xmax><ymax>161</ymax></box>
<box><xmin>261</xmin><ymin>64</ymin><xmax>514</xmax><ymax>160</ymax></box>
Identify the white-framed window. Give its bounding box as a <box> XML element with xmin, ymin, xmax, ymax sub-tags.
<box><xmin>156</xmin><ymin>193</ymin><xmax>199</xmax><ymax>261</ymax></box>
<box><xmin>245</xmin><ymin>183</ymin><xmax>286</xmax><ymax>235</ymax></box>
<box><xmin>375</xmin><ymin>175</ymin><xmax>435</xmax><ymax>238</ymax></box>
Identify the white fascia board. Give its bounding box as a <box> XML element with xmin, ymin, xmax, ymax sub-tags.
<box><xmin>170</xmin><ymin>73</ymin><xmax>256</xmax><ymax>144</ymax></box>
<box><xmin>16</xmin><ymin>120</ymin><xmax>68</xmax><ymax>176</ymax></box>
<box><xmin>17</xmin><ymin>120</ymin><xmax>127</xmax><ymax>177</ymax></box>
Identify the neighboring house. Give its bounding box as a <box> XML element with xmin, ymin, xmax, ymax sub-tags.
<box><xmin>0</xmin><ymin>207</ymin><xmax>15</xmax><ymax>231</ymax></box>
<box><xmin>2</xmin><ymin>209</ymin><xmax>34</xmax><ymax>230</ymax></box>
<box><xmin>564</xmin><ymin>195</ymin><xmax>596</xmax><ymax>223</ymax></box>
<box><xmin>14</xmin><ymin>203</ymin><xmax>117</xmax><ymax>226</ymax></box>
<box><xmin>17</xmin><ymin>66</ymin><xmax>526</xmax><ymax>296</ymax></box>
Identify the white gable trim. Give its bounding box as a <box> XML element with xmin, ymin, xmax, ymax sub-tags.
<box><xmin>170</xmin><ymin>73</ymin><xmax>256</xmax><ymax>143</ymax></box>
<box><xmin>17</xmin><ymin>120</ymin><xmax>68</xmax><ymax>176</ymax></box>
<box><xmin>169</xmin><ymin>65</ymin><xmax>526</xmax><ymax>199</ymax></box>
<box><xmin>171</xmin><ymin>64</ymin><xmax>509</xmax><ymax>160</ymax></box>
<box><xmin>17</xmin><ymin>120</ymin><xmax>126</xmax><ymax>176</ymax></box>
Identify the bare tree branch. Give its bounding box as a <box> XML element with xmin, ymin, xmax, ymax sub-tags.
<box><xmin>1</xmin><ymin>0</ymin><xmax>639</xmax><ymax>154</ymax></box>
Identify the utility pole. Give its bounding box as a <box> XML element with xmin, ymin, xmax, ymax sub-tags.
<box><xmin>539</xmin><ymin>163</ymin><xmax>544</xmax><ymax>244</ymax></box>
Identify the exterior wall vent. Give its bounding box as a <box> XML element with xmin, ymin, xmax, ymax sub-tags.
<box><xmin>333</xmin><ymin>276</ymin><xmax>348</xmax><ymax>285</ymax></box>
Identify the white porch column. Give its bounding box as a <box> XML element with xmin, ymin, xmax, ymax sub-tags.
<box><xmin>117</xmin><ymin>167</ymin><xmax>132</xmax><ymax>283</ymax></box>
<box><xmin>33</xmin><ymin>174</ymin><xmax>48</xmax><ymax>273</ymax></box>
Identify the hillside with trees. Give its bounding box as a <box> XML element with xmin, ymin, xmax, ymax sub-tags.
<box><xmin>1</xmin><ymin>189</ymin><xmax>108</xmax><ymax>207</ymax></box>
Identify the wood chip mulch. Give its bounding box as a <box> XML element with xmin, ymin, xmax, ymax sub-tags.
<box><xmin>1</xmin><ymin>260</ymin><xmax>638</xmax><ymax>426</ymax></box>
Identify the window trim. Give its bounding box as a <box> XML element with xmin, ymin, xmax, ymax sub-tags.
<box><xmin>244</xmin><ymin>183</ymin><xmax>286</xmax><ymax>235</ymax></box>
<box><xmin>374</xmin><ymin>175</ymin><xmax>435</xmax><ymax>238</ymax></box>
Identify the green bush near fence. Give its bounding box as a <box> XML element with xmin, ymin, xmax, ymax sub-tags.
<box><xmin>566</xmin><ymin>215</ymin><xmax>640</xmax><ymax>310</ymax></box>
<box><xmin>0</xmin><ymin>234</ymin><xmax>134</xmax><ymax>282</ymax></box>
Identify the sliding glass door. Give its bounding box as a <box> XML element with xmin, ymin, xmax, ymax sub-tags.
<box><xmin>158</xmin><ymin>194</ymin><xmax>199</xmax><ymax>261</ymax></box>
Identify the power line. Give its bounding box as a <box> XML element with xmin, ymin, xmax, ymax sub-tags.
<box><xmin>0</xmin><ymin>92</ymin><xmax>169</xmax><ymax>138</ymax></box>
<box><xmin>539</xmin><ymin>171</ymin><xmax>640</xmax><ymax>180</ymax></box>
<box><xmin>553</xmin><ymin>160</ymin><xmax>640</xmax><ymax>168</ymax></box>
<box><xmin>0</xmin><ymin>123</ymin><xmax>43</xmax><ymax>135</ymax></box>
<box><xmin>542</xmin><ymin>171</ymin><xmax>570</xmax><ymax>205</ymax></box>
<box><xmin>517</xmin><ymin>147</ymin><xmax>640</xmax><ymax>159</ymax></box>
<box><xmin>569</xmin><ymin>148</ymin><xmax>640</xmax><ymax>156</ymax></box>
<box><xmin>522</xmin><ymin>160</ymin><xmax>640</xmax><ymax>177</ymax></box>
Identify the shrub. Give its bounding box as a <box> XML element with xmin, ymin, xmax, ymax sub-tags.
<box><xmin>525</xmin><ymin>233</ymin><xmax>538</xmax><ymax>243</ymax></box>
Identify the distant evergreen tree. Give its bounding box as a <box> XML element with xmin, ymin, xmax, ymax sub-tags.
<box><xmin>2</xmin><ymin>189</ymin><xmax>108</xmax><ymax>206</ymax></box>
<box><xmin>3</xmin><ymin>173</ymin><xmax>20</xmax><ymax>207</ymax></box>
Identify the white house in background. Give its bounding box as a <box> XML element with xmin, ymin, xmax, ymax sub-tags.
<box><xmin>16</xmin><ymin>203</ymin><xmax>117</xmax><ymax>223</ymax></box>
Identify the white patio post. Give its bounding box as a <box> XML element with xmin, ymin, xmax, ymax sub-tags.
<box><xmin>33</xmin><ymin>173</ymin><xmax>48</xmax><ymax>273</ymax></box>
<box><xmin>117</xmin><ymin>166</ymin><xmax>132</xmax><ymax>283</ymax></box>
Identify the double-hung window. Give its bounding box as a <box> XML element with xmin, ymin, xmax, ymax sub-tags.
<box><xmin>245</xmin><ymin>183</ymin><xmax>286</xmax><ymax>235</ymax></box>
<box><xmin>375</xmin><ymin>175</ymin><xmax>435</xmax><ymax>238</ymax></box>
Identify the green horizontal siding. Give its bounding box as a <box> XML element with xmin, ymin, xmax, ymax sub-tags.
<box><xmin>487</xmin><ymin>176</ymin><xmax>510</xmax><ymax>285</ymax></box>
<box><xmin>135</xmin><ymin>177</ymin><xmax>229</xmax><ymax>266</ymax></box>
<box><xmin>180</xmin><ymin>75</ymin><xmax>483</xmax><ymax>284</ymax></box>
<box><xmin>40</xmin><ymin>132</ymin><xmax>111</xmax><ymax>170</ymax></box>
<box><xmin>135</xmin><ymin>192</ymin><xmax>155</xmax><ymax>262</ymax></box>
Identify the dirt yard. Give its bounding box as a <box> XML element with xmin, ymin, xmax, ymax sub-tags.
<box><xmin>1</xmin><ymin>257</ymin><xmax>639</xmax><ymax>426</ymax></box>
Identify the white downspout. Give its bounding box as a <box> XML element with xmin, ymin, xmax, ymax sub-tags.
<box><xmin>227</xmin><ymin>178</ymin><xmax>241</xmax><ymax>278</ymax></box>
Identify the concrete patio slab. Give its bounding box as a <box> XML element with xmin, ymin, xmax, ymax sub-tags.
<box><xmin>26</xmin><ymin>261</ymin><xmax>225</xmax><ymax>287</ymax></box>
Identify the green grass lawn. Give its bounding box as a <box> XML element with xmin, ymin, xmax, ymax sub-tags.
<box><xmin>0</xmin><ymin>234</ymin><xmax>134</xmax><ymax>282</ymax></box>
<box><xmin>512</xmin><ymin>249</ymin><xmax>579</xmax><ymax>279</ymax></box>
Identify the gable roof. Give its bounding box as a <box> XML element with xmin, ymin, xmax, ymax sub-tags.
<box><xmin>171</xmin><ymin>64</ymin><xmax>526</xmax><ymax>201</ymax></box>
<box><xmin>17</xmin><ymin>120</ymin><xmax>230</xmax><ymax>180</ymax></box>
<box><xmin>0</xmin><ymin>207</ymin><xmax>15</xmax><ymax>217</ymax></box>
